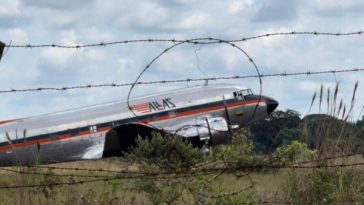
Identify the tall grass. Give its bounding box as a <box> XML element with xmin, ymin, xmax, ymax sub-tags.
<box><xmin>284</xmin><ymin>82</ymin><xmax>364</xmax><ymax>204</ymax></box>
<box><xmin>302</xmin><ymin>82</ymin><xmax>363</xmax><ymax>156</ymax></box>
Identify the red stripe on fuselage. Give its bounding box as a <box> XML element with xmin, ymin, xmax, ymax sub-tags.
<box><xmin>0</xmin><ymin>127</ymin><xmax>112</xmax><ymax>151</ymax></box>
<box><xmin>0</xmin><ymin>119</ymin><xmax>17</xmax><ymax>125</ymax></box>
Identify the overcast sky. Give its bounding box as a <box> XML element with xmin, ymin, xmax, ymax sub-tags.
<box><xmin>1</xmin><ymin>0</ymin><xmax>364</xmax><ymax>120</ymax></box>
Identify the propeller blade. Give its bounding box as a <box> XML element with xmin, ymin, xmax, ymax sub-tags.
<box><xmin>222</xmin><ymin>96</ymin><xmax>233</xmax><ymax>135</ymax></box>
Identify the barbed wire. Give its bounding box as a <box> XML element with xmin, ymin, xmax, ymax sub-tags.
<box><xmin>3</xmin><ymin>31</ymin><xmax>364</xmax><ymax>49</ymax></box>
<box><xmin>0</xmin><ymin>67</ymin><xmax>362</xmax><ymax>94</ymax></box>
<box><xmin>1</xmin><ymin>152</ymin><xmax>361</xmax><ymax>182</ymax></box>
<box><xmin>14</xmin><ymin>152</ymin><xmax>357</xmax><ymax>176</ymax></box>
<box><xmin>1</xmin><ymin>160</ymin><xmax>363</xmax><ymax>189</ymax></box>
<box><xmin>0</xmin><ymin>167</ymin><xmax>119</xmax><ymax>178</ymax></box>
<box><xmin>24</xmin><ymin>152</ymin><xmax>359</xmax><ymax>173</ymax></box>
<box><xmin>0</xmin><ymin>172</ymin><xmax>359</xmax><ymax>205</ymax></box>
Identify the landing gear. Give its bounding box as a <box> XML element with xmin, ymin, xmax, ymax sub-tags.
<box><xmin>201</xmin><ymin>138</ymin><xmax>210</xmax><ymax>154</ymax></box>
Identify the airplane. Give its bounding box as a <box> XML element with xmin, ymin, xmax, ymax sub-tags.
<box><xmin>0</xmin><ymin>83</ymin><xmax>278</xmax><ymax>166</ymax></box>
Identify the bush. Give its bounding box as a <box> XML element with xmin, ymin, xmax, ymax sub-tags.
<box><xmin>126</xmin><ymin>132</ymin><xmax>204</xmax><ymax>172</ymax></box>
<box><xmin>210</xmin><ymin>129</ymin><xmax>266</xmax><ymax>172</ymax></box>
<box><xmin>126</xmin><ymin>130</ymin><xmax>260</xmax><ymax>204</ymax></box>
<box><xmin>275</xmin><ymin>141</ymin><xmax>316</xmax><ymax>164</ymax></box>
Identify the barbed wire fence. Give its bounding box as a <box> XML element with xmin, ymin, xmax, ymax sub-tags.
<box><xmin>2</xmin><ymin>31</ymin><xmax>363</xmax><ymax>49</ymax></box>
<box><xmin>0</xmin><ymin>68</ymin><xmax>362</xmax><ymax>93</ymax></box>
<box><xmin>0</xmin><ymin>153</ymin><xmax>363</xmax><ymax>204</ymax></box>
<box><xmin>0</xmin><ymin>31</ymin><xmax>364</xmax><ymax>204</ymax></box>
<box><xmin>0</xmin><ymin>152</ymin><xmax>361</xmax><ymax>182</ymax></box>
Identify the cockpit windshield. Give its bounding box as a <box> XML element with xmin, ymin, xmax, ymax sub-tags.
<box><xmin>233</xmin><ymin>89</ymin><xmax>253</xmax><ymax>100</ymax></box>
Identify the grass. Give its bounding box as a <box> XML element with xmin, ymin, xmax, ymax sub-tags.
<box><xmin>0</xmin><ymin>155</ymin><xmax>363</xmax><ymax>205</ymax></box>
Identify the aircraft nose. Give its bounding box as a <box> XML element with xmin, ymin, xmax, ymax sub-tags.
<box><xmin>265</xmin><ymin>97</ymin><xmax>278</xmax><ymax>115</ymax></box>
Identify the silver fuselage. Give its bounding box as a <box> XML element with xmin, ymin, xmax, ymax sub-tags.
<box><xmin>0</xmin><ymin>84</ymin><xmax>276</xmax><ymax>166</ymax></box>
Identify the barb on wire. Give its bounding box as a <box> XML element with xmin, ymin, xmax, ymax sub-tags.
<box><xmin>1</xmin><ymin>68</ymin><xmax>363</xmax><ymax>94</ymax></box>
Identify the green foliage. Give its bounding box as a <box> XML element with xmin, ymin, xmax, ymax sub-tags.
<box><xmin>250</xmin><ymin>109</ymin><xmax>301</xmax><ymax>153</ymax></box>
<box><xmin>251</xmin><ymin>108</ymin><xmax>364</xmax><ymax>155</ymax></box>
<box><xmin>126</xmin><ymin>130</ymin><xmax>261</xmax><ymax>204</ymax></box>
<box><xmin>126</xmin><ymin>132</ymin><xmax>208</xmax><ymax>204</ymax></box>
<box><xmin>301</xmin><ymin>114</ymin><xmax>364</xmax><ymax>155</ymax></box>
<box><xmin>275</xmin><ymin>141</ymin><xmax>316</xmax><ymax>163</ymax></box>
<box><xmin>211</xmin><ymin>129</ymin><xmax>263</xmax><ymax>167</ymax></box>
<box><xmin>126</xmin><ymin>132</ymin><xmax>204</xmax><ymax>172</ymax></box>
<box><xmin>134</xmin><ymin>179</ymin><xmax>181</xmax><ymax>205</ymax></box>
<box><xmin>285</xmin><ymin>169</ymin><xmax>364</xmax><ymax>204</ymax></box>
<box><xmin>275</xmin><ymin>128</ymin><xmax>300</xmax><ymax>147</ymax></box>
<box><xmin>207</xmin><ymin>189</ymin><xmax>256</xmax><ymax>205</ymax></box>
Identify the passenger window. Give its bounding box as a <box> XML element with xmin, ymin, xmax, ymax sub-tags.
<box><xmin>89</xmin><ymin>125</ymin><xmax>97</xmax><ymax>133</ymax></box>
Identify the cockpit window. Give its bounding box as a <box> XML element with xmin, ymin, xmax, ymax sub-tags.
<box><xmin>242</xmin><ymin>89</ymin><xmax>253</xmax><ymax>96</ymax></box>
<box><xmin>233</xmin><ymin>89</ymin><xmax>253</xmax><ymax>100</ymax></box>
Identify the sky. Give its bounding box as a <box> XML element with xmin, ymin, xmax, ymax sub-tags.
<box><xmin>0</xmin><ymin>0</ymin><xmax>364</xmax><ymax>120</ymax></box>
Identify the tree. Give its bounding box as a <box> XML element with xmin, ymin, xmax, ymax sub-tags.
<box><xmin>250</xmin><ymin>109</ymin><xmax>301</xmax><ymax>153</ymax></box>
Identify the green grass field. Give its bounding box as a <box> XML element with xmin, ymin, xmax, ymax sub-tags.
<box><xmin>0</xmin><ymin>154</ymin><xmax>363</xmax><ymax>205</ymax></box>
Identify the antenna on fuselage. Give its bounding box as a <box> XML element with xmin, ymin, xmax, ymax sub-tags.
<box><xmin>194</xmin><ymin>45</ymin><xmax>209</xmax><ymax>86</ymax></box>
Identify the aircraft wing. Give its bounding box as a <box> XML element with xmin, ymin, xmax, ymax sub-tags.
<box><xmin>165</xmin><ymin>116</ymin><xmax>229</xmax><ymax>139</ymax></box>
<box><xmin>103</xmin><ymin>116</ymin><xmax>230</xmax><ymax>157</ymax></box>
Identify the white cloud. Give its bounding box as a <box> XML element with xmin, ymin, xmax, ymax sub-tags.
<box><xmin>6</xmin><ymin>28</ymin><xmax>29</xmax><ymax>44</ymax></box>
<box><xmin>311</xmin><ymin>0</ymin><xmax>363</xmax><ymax>10</ymax></box>
<box><xmin>179</xmin><ymin>12</ymin><xmax>211</xmax><ymax>29</ymax></box>
<box><xmin>220</xmin><ymin>47</ymin><xmax>244</xmax><ymax>70</ymax></box>
<box><xmin>39</xmin><ymin>31</ymin><xmax>79</xmax><ymax>67</ymax></box>
<box><xmin>298</xmin><ymin>81</ymin><xmax>335</xmax><ymax>93</ymax></box>
<box><xmin>255</xmin><ymin>27</ymin><xmax>293</xmax><ymax>46</ymax></box>
<box><xmin>84</xmin><ymin>49</ymin><xmax>106</xmax><ymax>62</ymax></box>
<box><xmin>0</xmin><ymin>0</ymin><xmax>21</xmax><ymax>17</ymax></box>
<box><xmin>227</xmin><ymin>0</ymin><xmax>253</xmax><ymax>14</ymax></box>
<box><xmin>86</xmin><ymin>28</ymin><xmax>115</xmax><ymax>42</ymax></box>
<box><xmin>41</xmin><ymin>47</ymin><xmax>76</xmax><ymax>67</ymax></box>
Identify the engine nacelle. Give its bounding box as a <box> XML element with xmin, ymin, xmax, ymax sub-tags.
<box><xmin>172</xmin><ymin>117</ymin><xmax>231</xmax><ymax>145</ymax></box>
